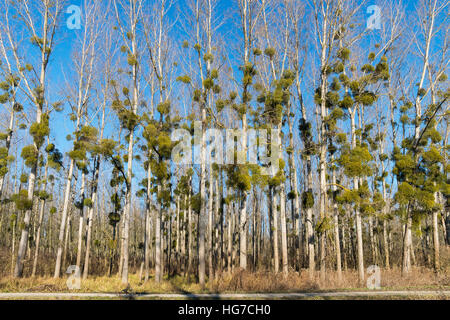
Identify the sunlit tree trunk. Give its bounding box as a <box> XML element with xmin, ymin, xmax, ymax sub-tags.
<box><xmin>75</xmin><ymin>172</ymin><xmax>86</xmax><ymax>269</ymax></box>
<box><xmin>208</xmin><ymin>166</ymin><xmax>214</xmax><ymax>278</ymax></box>
<box><xmin>331</xmin><ymin>162</ymin><xmax>342</xmax><ymax>281</ymax></box>
<box><xmin>280</xmin><ymin>182</ymin><xmax>288</xmax><ymax>276</ymax></box>
<box><xmin>83</xmin><ymin>156</ymin><xmax>100</xmax><ymax>279</ymax></box>
<box><xmin>155</xmin><ymin>185</ymin><xmax>162</xmax><ymax>282</ymax></box>
<box><xmin>0</xmin><ymin>107</ymin><xmax>15</xmax><ymax>199</ymax></box>
<box><xmin>272</xmin><ymin>187</ymin><xmax>279</xmax><ymax>273</ymax></box>
<box><xmin>350</xmin><ymin>109</ymin><xmax>364</xmax><ymax>282</ymax></box>
<box><xmin>32</xmin><ymin>146</ymin><xmax>49</xmax><ymax>277</ymax></box>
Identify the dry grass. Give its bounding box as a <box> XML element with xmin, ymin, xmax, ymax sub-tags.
<box><xmin>0</xmin><ymin>267</ymin><xmax>448</xmax><ymax>294</ymax></box>
<box><xmin>1</xmin><ymin>246</ymin><xmax>448</xmax><ymax>294</ymax></box>
<box><xmin>211</xmin><ymin>267</ymin><xmax>449</xmax><ymax>293</ymax></box>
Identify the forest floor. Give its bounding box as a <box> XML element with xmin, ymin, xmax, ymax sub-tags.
<box><xmin>1</xmin><ymin>247</ymin><xmax>448</xmax><ymax>299</ymax></box>
<box><xmin>0</xmin><ymin>266</ymin><xmax>448</xmax><ymax>299</ymax></box>
<box><xmin>0</xmin><ymin>290</ymin><xmax>449</xmax><ymax>300</ymax></box>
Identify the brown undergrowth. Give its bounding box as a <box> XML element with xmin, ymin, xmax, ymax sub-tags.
<box><xmin>0</xmin><ymin>267</ymin><xmax>447</xmax><ymax>294</ymax></box>
<box><xmin>0</xmin><ymin>247</ymin><xmax>448</xmax><ymax>294</ymax></box>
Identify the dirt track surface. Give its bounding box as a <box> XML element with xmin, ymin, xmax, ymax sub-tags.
<box><xmin>0</xmin><ymin>290</ymin><xmax>449</xmax><ymax>299</ymax></box>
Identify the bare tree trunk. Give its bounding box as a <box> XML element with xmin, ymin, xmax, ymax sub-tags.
<box><xmin>11</xmin><ymin>210</ymin><xmax>17</xmax><ymax>275</ymax></box>
<box><xmin>31</xmin><ymin>155</ymin><xmax>49</xmax><ymax>277</ymax></box>
<box><xmin>402</xmin><ymin>0</ymin><xmax>438</xmax><ymax>276</ymax></box>
<box><xmin>231</xmin><ymin>201</ymin><xmax>237</xmax><ymax>272</ymax></box>
<box><xmin>113</xmin><ymin>0</ymin><xmax>141</xmax><ymax>286</ymax></box>
<box><xmin>144</xmin><ymin>165</ymin><xmax>152</xmax><ymax>281</ymax></box>
<box><xmin>176</xmin><ymin>195</ymin><xmax>180</xmax><ymax>274</ymax></box>
<box><xmin>432</xmin><ymin>196</ymin><xmax>440</xmax><ymax>270</ymax></box>
<box><xmin>13</xmin><ymin>0</ymin><xmax>59</xmax><ymax>278</ymax></box>
<box><xmin>342</xmin><ymin>221</ymin><xmax>347</xmax><ymax>271</ymax></box>
<box><xmin>349</xmin><ymin>109</ymin><xmax>365</xmax><ymax>282</ymax></box>
<box><xmin>181</xmin><ymin>194</ymin><xmax>187</xmax><ymax>275</ymax></box>
<box><xmin>318</xmin><ymin>9</ymin><xmax>329</xmax><ymax>282</ymax></box>
<box><xmin>272</xmin><ymin>187</ymin><xmax>279</xmax><ymax>273</ymax></box>
<box><xmin>54</xmin><ymin>159</ymin><xmax>75</xmax><ymax>278</ymax></box>
<box><xmin>54</xmin><ymin>0</ymin><xmax>99</xmax><ymax>275</ymax></box>
<box><xmin>368</xmin><ymin>216</ymin><xmax>376</xmax><ymax>265</ymax></box>
<box><xmin>383</xmin><ymin>219</ymin><xmax>390</xmax><ymax>269</ymax></box>
<box><xmin>402</xmin><ymin>215</ymin><xmax>412</xmax><ymax>274</ymax></box>
<box><xmin>382</xmin><ymin>163</ymin><xmax>390</xmax><ymax>269</ymax></box>
<box><xmin>215</xmin><ymin>176</ymin><xmax>221</xmax><ymax>277</ymax></box>
<box><xmin>187</xmin><ymin>187</ymin><xmax>193</xmax><ymax>277</ymax></box>
<box><xmin>331</xmin><ymin>166</ymin><xmax>342</xmax><ymax>281</ymax></box>
<box><xmin>280</xmin><ymin>183</ymin><xmax>288</xmax><ymax>276</ymax></box>
<box><xmin>0</xmin><ymin>108</ymin><xmax>15</xmax><ymax>199</ymax></box>
<box><xmin>239</xmin><ymin>191</ymin><xmax>248</xmax><ymax>271</ymax></box>
<box><xmin>76</xmin><ymin>172</ymin><xmax>87</xmax><ymax>268</ymax></box>
<box><xmin>252</xmin><ymin>189</ymin><xmax>257</xmax><ymax>270</ymax></box>
<box><xmin>62</xmin><ymin>210</ymin><xmax>71</xmax><ymax>271</ymax></box>
<box><xmin>83</xmin><ymin>156</ymin><xmax>101</xmax><ymax>280</ymax></box>
<box><xmin>227</xmin><ymin>189</ymin><xmax>232</xmax><ymax>274</ymax></box>
<box><xmin>208</xmin><ymin>167</ymin><xmax>214</xmax><ymax>278</ymax></box>
<box><xmin>121</xmin><ymin>88</ymin><xmax>135</xmax><ymax>285</ymax></box>
<box><xmin>299</xmin><ymin>89</ymin><xmax>315</xmax><ymax>276</ymax></box>
<box><xmin>287</xmin><ymin>113</ymin><xmax>300</xmax><ymax>270</ymax></box>
<box><xmin>118</xmin><ymin>215</ymin><xmax>125</xmax><ymax>278</ymax></box>
<box><xmin>155</xmin><ymin>186</ymin><xmax>162</xmax><ymax>283</ymax></box>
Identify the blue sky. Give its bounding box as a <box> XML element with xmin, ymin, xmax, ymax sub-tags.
<box><xmin>2</xmin><ymin>0</ymin><xmax>447</xmax><ymax>212</ymax></box>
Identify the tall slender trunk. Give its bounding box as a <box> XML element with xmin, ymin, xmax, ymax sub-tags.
<box><xmin>31</xmin><ymin>152</ymin><xmax>49</xmax><ymax>277</ymax></box>
<box><xmin>402</xmin><ymin>0</ymin><xmax>437</xmax><ymax>275</ymax></box>
<box><xmin>0</xmin><ymin>108</ymin><xmax>15</xmax><ymax>199</ymax></box>
<box><xmin>231</xmin><ymin>201</ymin><xmax>237</xmax><ymax>272</ymax></box>
<box><xmin>383</xmin><ymin>219</ymin><xmax>390</xmax><ymax>269</ymax></box>
<box><xmin>121</xmin><ymin>95</ymin><xmax>135</xmax><ymax>285</ymax></box>
<box><xmin>318</xmin><ymin>9</ymin><xmax>329</xmax><ymax>281</ymax></box>
<box><xmin>208</xmin><ymin>167</ymin><xmax>214</xmax><ymax>278</ymax></box>
<box><xmin>239</xmin><ymin>111</ymin><xmax>248</xmax><ymax>271</ymax></box>
<box><xmin>368</xmin><ymin>216</ymin><xmax>376</xmax><ymax>264</ymax></box>
<box><xmin>181</xmin><ymin>194</ymin><xmax>187</xmax><ymax>275</ymax></box>
<box><xmin>155</xmin><ymin>186</ymin><xmax>162</xmax><ymax>282</ymax></box>
<box><xmin>14</xmin><ymin>136</ymin><xmax>39</xmax><ymax>278</ymax></box>
<box><xmin>187</xmin><ymin>182</ymin><xmax>193</xmax><ymax>277</ymax></box>
<box><xmin>14</xmin><ymin>3</ymin><xmax>51</xmax><ymax>278</ymax></box>
<box><xmin>215</xmin><ymin>176</ymin><xmax>221</xmax><ymax>277</ymax></box>
<box><xmin>75</xmin><ymin>171</ymin><xmax>86</xmax><ymax>268</ymax></box>
<box><xmin>350</xmin><ymin>108</ymin><xmax>365</xmax><ymax>283</ymax></box>
<box><xmin>272</xmin><ymin>187</ymin><xmax>279</xmax><ymax>273</ymax></box>
<box><xmin>176</xmin><ymin>195</ymin><xmax>180</xmax><ymax>273</ymax></box>
<box><xmin>239</xmin><ymin>193</ymin><xmax>248</xmax><ymax>271</ymax></box>
<box><xmin>298</xmin><ymin>86</ymin><xmax>315</xmax><ymax>276</ymax></box>
<box><xmin>167</xmin><ymin>209</ymin><xmax>172</xmax><ymax>276</ymax></box>
<box><xmin>82</xmin><ymin>156</ymin><xmax>100</xmax><ymax>279</ymax></box>
<box><xmin>432</xmin><ymin>195</ymin><xmax>440</xmax><ymax>270</ymax></box>
<box><xmin>381</xmin><ymin>161</ymin><xmax>390</xmax><ymax>269</ymax></box>
<box><xmin>120</xmin><ymin>1</ymin><xmax>139</xmax><ymax>284</ymax></box>
<box><xmin>144</xmin><ymin>164</ymin><xmax>151</xmax><ymax>282</ymax></box>
<box><xmin>280</xmin><ymin>183</ymin><xmax>288</xmax><ymax>276</ymax></box>
<box><xmin>402</xmin><ymin>213</ymin><xmax>412</xmax><ymax>274</ymax></box>
<box><xmin>54</xmin><ymin>159</ymin><xmax>76</xmax><ymax>278</ymax></box>
<box><xmin>227</xmin><ymin>188</ymin><xmax>232</xmax><ymax>274</ymax></box>
<box><xmin>342</xmin><ymin>220</ymin><xmax>348</xmax><ymax>271</ymax></box>
<box><xmin>62</xmin><ymin>210</ymin><xmax>71</xmax><ymax>271</ymax></box>
<box><xmin>287</xmin><ymin>112</ymin><xmax>300</xmax><ymax>270</ymax></box>
<box><xmin>252</xmin><ymin>189</ymin><xmax>257</xmax><ymax>270</ymax></box>
<box><xmin>331</xmin><ymin>164</ymin><xmax>342</xmax><ymax>281</ymax></box>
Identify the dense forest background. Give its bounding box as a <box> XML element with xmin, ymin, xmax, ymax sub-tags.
<box><xmin>0</xmin><ymin>0</ymin><xmax>448</xmax><ymax>289</ymax></box>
